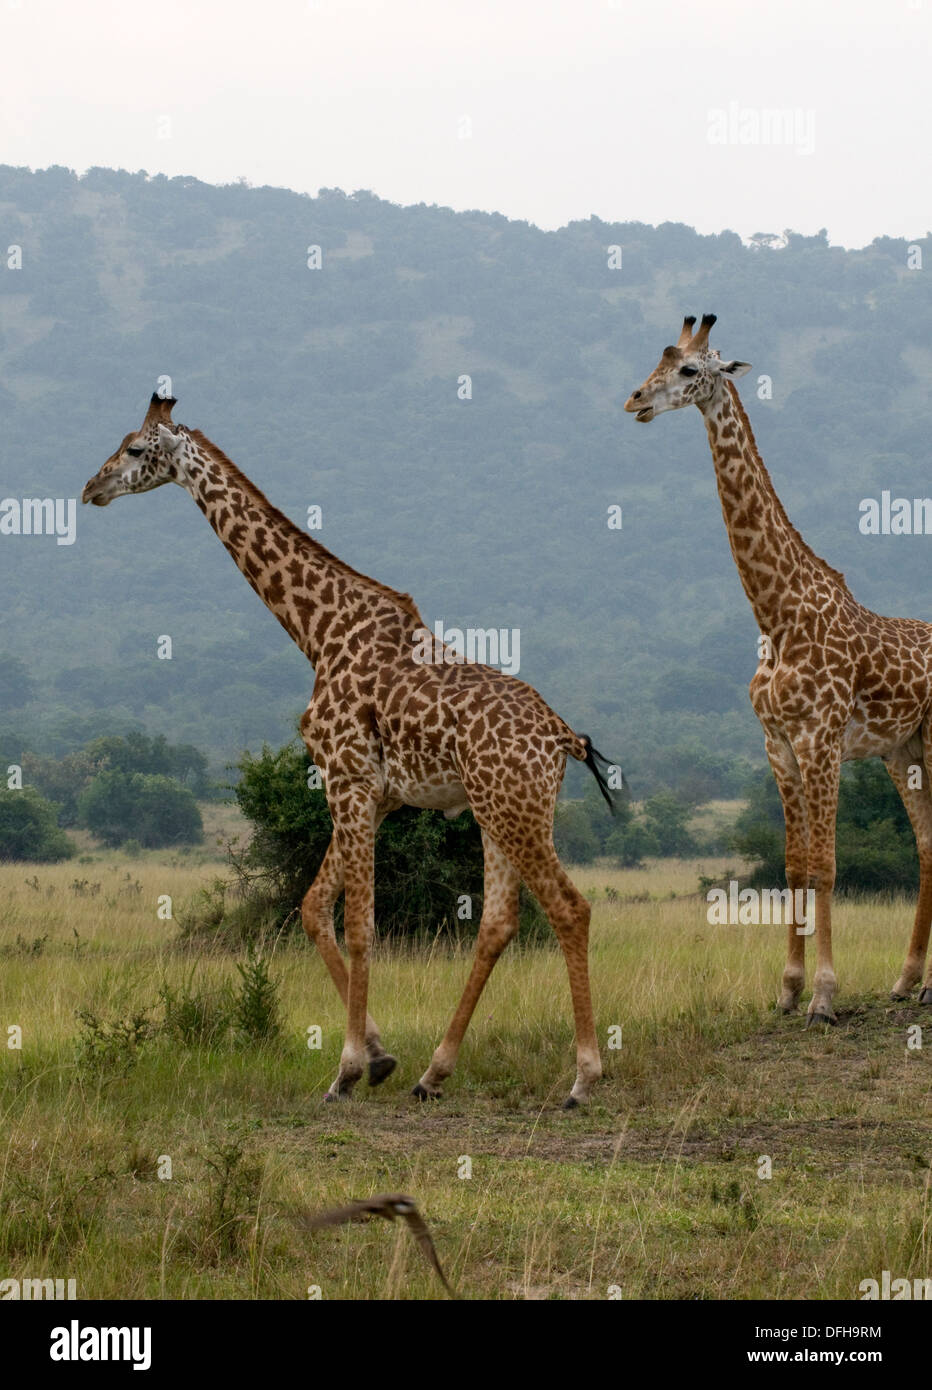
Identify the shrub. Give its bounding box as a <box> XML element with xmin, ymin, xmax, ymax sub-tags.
<box><xmin>553</xmin><ymin>802</ymin><xmax>600</xmax><ymax>864</ymax></box>
<box><xmin>20</xmin><ymin>750</ymin><xmax>100</xmax><ymax>826</ymax></box>
<box><xmin>77</xmin><ymin>770</ymin><xmax>203</xmax><ymax>848</ymax></box>
<box><xmin>159</xmin><ymin>972</ymin><xmax>232</xmax><ymax>1046</ymax></box>
<box><xmin>606</xmin><ymin>819</ymin><xmax>660</xmax><ymax>868</ymax></box>
<box><xmin>232</xmin><ymin>947</ymin><xmax>281</xmax><ymax>1043</ymax></box>
<box><xmin>0</xmin><ymin>788</ymin><xmax>74</xmax><ymax>862</ymax></box>
<box><xmin>641</xmin><ymin>790</ymin><xmax>697</xmax><ymax>857</ymax></box>
<box><xmin>84</xmin><ymin>731</ymin><xmax>210</xmax><ymax>796</ymax></box>
<box><xmin>215</xmin><ymin>741</ymin><xmax>549</xmax><ymax>944</ymax></box>
<box><xmin>74</xmin><ymin>1008</ymin><xmax>154</xmax><ymax>1073</ymax></box>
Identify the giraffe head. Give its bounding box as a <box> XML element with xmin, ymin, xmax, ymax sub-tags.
<box><xmin>624</xmin><ymin>314</ymin><xmax>751</xmax><ymax>423</ymax></box>
<box><xmin>82</xmin><ymin>394</ymin><xmax>188</xmax><ymax>507</ymax></box>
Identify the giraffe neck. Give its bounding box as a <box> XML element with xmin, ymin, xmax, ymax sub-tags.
<box><xmin>700</xmin><ymin>381</ymin><xmax>846</xmax><ymax>640</ymax></box>
<box><xmin>180</xmin><ymin>428</ymin><xmax>419</xmax><ymax>668</ymax></box>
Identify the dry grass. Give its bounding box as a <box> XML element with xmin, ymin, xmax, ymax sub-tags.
<box><xmin>0</xmin><ymin>850</ymin><xmax>929</xmax><ymax>1300</ymax></box>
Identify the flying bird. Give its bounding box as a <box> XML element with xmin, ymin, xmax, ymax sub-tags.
<box><xmin>293</xmin><ymin>1193</ymin><xmax>455</xmax><ymax>1297</ymax></box>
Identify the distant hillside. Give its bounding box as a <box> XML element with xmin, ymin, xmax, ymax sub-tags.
<box><xmin>1</xmin><ymin>164</ymin><xmax>930</xmax><ymax>792</ymax></box>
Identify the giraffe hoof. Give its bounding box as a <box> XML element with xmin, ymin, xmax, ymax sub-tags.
<box><xmin>368</xmin><ymin>1054</ymin><xmax>397</xmax><ymax>1086</ymax></box>
<box><xmin>919</xmin><ymin>988</ymin><xmax>932</xmax><ymax>1006</ymax></box>
<box><xmin>562</xmin><ymin>1096</ymin><xmax>580</xmax><ymax>1110</ymax></box>
<box><xmin>805</xmin><ymin>1012</ymin><xmax>837</xmax><ymax>1028</ymax></box>
<box><xmin>890</xmin><ymin>991</ymin><xmax>910</xmax><ymax>1003</ymax></box>
<box><xmin>411</xmin><ymin>1083</ymin><xmax>441</xmax><ymax>1102</ymax></box>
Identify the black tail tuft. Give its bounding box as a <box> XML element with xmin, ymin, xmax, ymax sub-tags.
<box><xmin>579</xmin><ymin>735</ymin><xmax>624</xmax><ymax>816</ymax></box>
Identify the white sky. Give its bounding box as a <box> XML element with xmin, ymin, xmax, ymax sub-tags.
<box><xmin>0</xmin><ymin>0</ymin><xmax>928</xmax><ymax>247</ymax></box>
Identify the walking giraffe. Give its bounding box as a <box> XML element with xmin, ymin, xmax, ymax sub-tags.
<box><xmin>625</xmin><ymin>313</ymin><xmax>932</xmax><ymax>1023</ymax></box>
<box><xmin>82</xmin><ymin>393</ymin><xmax>618</xmax><ymax>1106</ymax></box>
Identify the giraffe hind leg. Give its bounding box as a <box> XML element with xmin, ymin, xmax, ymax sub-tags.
<box><xmin>885</xmin><ymin>740</ymin><xmax>932</xmax><ymax>1003</ymax></box>
<box><xmin>413</xmin><ymin>831</ymin><xmax>520</xmax><ymax>1100</ymax></box>
<box><xmin>462</xmin><ymin>772</ymin><xmax>601</xmax><ymax>1108</ymax></box>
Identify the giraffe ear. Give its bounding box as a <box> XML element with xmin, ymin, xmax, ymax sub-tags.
<box><xmin>158</xmin><ymin>424</ymin><xmax>183</xmax><ymax>454</ymax></box>
<box><xmin>721</xmin><ymin>360</ymin><xmax>751</xmax><ymax>377</ymax></box>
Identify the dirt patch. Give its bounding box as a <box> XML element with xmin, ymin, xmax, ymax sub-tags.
<box><xmin>270</xmin><ymin>992</ymin><xmax>931</xmax><ymax>1182</ymax></box>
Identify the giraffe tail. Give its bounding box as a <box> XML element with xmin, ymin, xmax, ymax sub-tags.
<box><xmin>571</xmin><ymin>734</ymin><xmax>624</xmax><ymax>816</ymax></box>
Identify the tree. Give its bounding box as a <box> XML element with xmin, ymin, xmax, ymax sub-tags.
<box><xmin>641</xmin><ymin>790</ymin><xmax>696</xmax><ymax>857</ymax></box>
<box><xmin>83</xmin><ymin>731</ymin><xmax>210</xmax><ymax>795</ymax></box>
<box><xmin>77</xmin><ymin>771</ymin><xmax>203</xmax><ymax>848</ymax></box>
<box><xmin>0</xmin><ymin>654</ymin><xmax>36</xmax><ymax>710</ymax></box>
<box><xmin>21</xmin><ymin>750</ymin><xmax>101</xmax><ymax>826</ymax></box>
<box><xmin>606</xmin><ymin>818</ymin><xmax>659</xmax><ymax>869</ymax></box>
<box><xmin>553</xmin><ymin>802</ymin><xmax>600</xmax><ymax>865</ymax></box>
<box><xmin>0</xmin><ymin>788</ymin><xmax>74</xmax><ymax>861</ymax></box>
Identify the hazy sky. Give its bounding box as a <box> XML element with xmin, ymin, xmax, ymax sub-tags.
<box><xmin>0</xmin><ymin>0</ymin><xmax>927</xmax><ymax>247</ymax></box>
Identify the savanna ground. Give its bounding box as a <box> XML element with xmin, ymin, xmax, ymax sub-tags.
<box><xmin>1</xmin><ymin>802</ymin><xmax>930</xmax><ymax>1301</ymax></box>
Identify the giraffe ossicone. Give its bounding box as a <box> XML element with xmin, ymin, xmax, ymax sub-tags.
<box><xmin>626</xmin><ymin>314</ymin><xmax>932</xmax><ymax>1021</ymax></box>
<box><xmin>82</xmin><ymin>393</ymin><xmax>621</xmax><ymax>1108</ymax></box>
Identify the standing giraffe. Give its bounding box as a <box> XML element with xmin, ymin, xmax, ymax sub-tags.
<box><xmin>625</xmin><ymin>314</ymin><xmax>932</xmax><ymax>1023</ymax></box>
<box><xmin>82</xmin><ymin>394</ymin><xmax>618</xmax><ymax>1106</ymax></box>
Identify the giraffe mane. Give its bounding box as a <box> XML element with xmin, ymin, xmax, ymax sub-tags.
<box><xmin>187</xmin><ymin>430</ymin><xmax>426</xmax><ymax>625</ymax></box>
<box><xmin>724</xmin><ymin>383</ymin><xmax>851</xmax><ymax>595</ymax></box>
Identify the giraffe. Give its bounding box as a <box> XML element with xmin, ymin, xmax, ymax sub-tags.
<box><xmin>82</xmin><ymin>394</ymin><xmax>618</xmax><ymax>1106</ymax></box>
<box><xmin>625</xmin><ymin>313</ymin><xmax>932</xmax><ymax>1024</ymax></box>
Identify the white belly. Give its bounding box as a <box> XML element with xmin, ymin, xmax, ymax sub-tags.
<box><xmin>386</xmin><ymin>774</ymin><xmax>470</xmax><ymax>817</ymax></box>
<box><xmin>841</xmin><ymin>702</ymin><xmax>924</xmax><ymax>762</ymax></box>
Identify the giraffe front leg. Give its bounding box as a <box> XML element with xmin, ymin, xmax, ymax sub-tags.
<box><xmin>794</xmin><ymin>738</ymin><xmax>841</xmax><ymax>1026</ymax></box>
<box><xmin>765</xmin><ymin>736</ymin><xmax>810</xmax><ymax>1013</ymax></box>
<box><xmin>766</xmin><ymin>739</ymin><xmax>811</xmax><ymax>1011</ymax></box>
<box><xmin>301</xmin><ymin>836</ymin><xmax>396</xmax><ymax>1086</ymax></box>
<box><xmin>324</xmin><ymin>791</ymin><xmax>379</xmax><ymax>1101</ymax></box>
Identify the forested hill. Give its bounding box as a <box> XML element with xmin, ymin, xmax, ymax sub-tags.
<box><xmin>1</xmin><ymin>164</ymin><xmax>930</xmax><ymax>792</ymax></box>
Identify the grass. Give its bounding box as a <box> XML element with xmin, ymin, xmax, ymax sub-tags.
<box><xmin>0</xmin><ymin>849</ymin><xmax>930</xmax><ymax>1300</ymax></box>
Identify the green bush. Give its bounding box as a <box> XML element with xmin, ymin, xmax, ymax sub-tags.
<box><xmin>553</xmin><ymin>802</ymin><xmax>600</xmax><ymax>864</ymax></box>
<box><xmin>20</xmin><ymin>750</ymin><xmax>100</xmax><ymax>827</ymax></box>
<box><xmin>641</xmin><ymin>790</ymin><xmax>697</xmax><ymax>857</ymax></box>
<box><xmin>77</xmin><ymin>770</ymin><xmax>203</xmax><ymax>849</ymax></box>
<box><xmin>84</xmin><ymin>731</ymin><xmax>210</xmax><ymax>797</ymax></box>
<box><xmin>74</xmin><ymin>1008</ymin><xmax>154</xmax><ymax>1073</ymax></box>
<box><xmin>198</xmin><ymin>740</ymin><xmax>549</xmax><ymax>944</ymax></box>
<box><xmin>554</xmin><ymin>781</ymin><xmax>698</xmax><ymax>868</ymax></box>
<box><xmin>159</xmin><ymin>972</ymin><xmax>233</xmax><ymax>1046</ymax></box>
<box><xmin>233</xmin><ymin>947</ymin><xmax>281</xmax><ymax>1043</ymax></box>
<box><xmin>731</xmin><ymin>759</ymin><xmax>919</xmax><ymax>893</ymax></box>
<box><xmin>606</xmin><ymin>819</ymin><xmax>660</xmax><ymax>868</ymax></box>
<box><xmin>0</xmin><ymin>788</ymin><xmax>74</xmax><ymax>862</ymax></box>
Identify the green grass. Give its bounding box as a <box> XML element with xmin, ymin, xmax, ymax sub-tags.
<box><xmin>1</xmin><ymin>852</ymin><xmax>930</xmax><ymax>1299</ymax></box>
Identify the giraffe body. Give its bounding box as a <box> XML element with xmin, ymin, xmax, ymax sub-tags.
<box><xmin>83</xmin><ymin>395</ymin><xmax>612</xmax><ymax>1105</ymax></box>
<box><xmin>626</xmin><ymin>315</ymin><xmax>932</xmax><ymax>1018</ymax></box>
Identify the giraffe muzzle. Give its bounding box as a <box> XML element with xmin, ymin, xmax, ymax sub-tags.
<box><xmin>623</xmin><ymin>391</ymin><xmax>655</xmax><ymax>422</ymax></box>
<box><xmin>82</xmin><ymin>477</ymin><xmax>113</xmax><ymax>506</ymax></box>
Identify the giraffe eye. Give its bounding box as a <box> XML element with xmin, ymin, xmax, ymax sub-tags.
<box><xmin>126</xmin><ymin>447</ymin><xmax>144</xmax><ymax>458</ymax></box>
<box><xmin>679</xmin><ymin>366</ymin><xmax>698</xmax><ymax>378</ymax></box>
